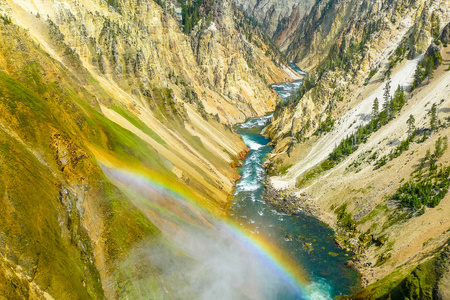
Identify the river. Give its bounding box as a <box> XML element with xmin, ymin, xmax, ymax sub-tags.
<box><xmin>102</xmin><ymin>77</ymin><xmax>360</xmax><ymax>299</ymax></box>
<box><xmin>229</xmin><ymin>80</ymin><xmax>360</xmax><ymax>299</ymax></box>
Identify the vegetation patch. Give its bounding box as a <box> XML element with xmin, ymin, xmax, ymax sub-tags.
<box><xmin>278</xmin><ymin>164</ymin><xmax>293</xmax><ymax>175</ymax></box>
<box><xmin>364</xmin><ymin>66</ymin><xmax>378</xmax><ymax>85</ymax></box>
<box><xmin>297</xmin><ymin>83</ymin><xmax>407</xmax><ymax>187</ymax></box>
<box><xmin>110</xmin><ymin>105</ymin><xmax>168</xmax><ymax>148</ymax></box>
<box><xmin>374</xmin><ymin>242</ymin><xmax>450</xmax><ymax>300</ymax></box>
<box><xmin>392</xmin><ymin>136</ymin><xmax>449</xmax><ymax>211</ymax></box>
<box><xmin>329</xmin><ymin>84</ymin><xmax>405</xmax><ymax>163</ymax></box>
<box><xmin>295</xmin><ymin>159</ymin><xmax>334</xmax><ymax>187</ymax></box>
<box><xmin>358</xmin><ymin>205</ymin><xmax>389</xmax><ymax>225</ymax></box>
<box><xmin>374</xmin><ymin>101</ymin><xmax>449</xmax><ymax>169</ymax></box>
<box><xmin>314</xmin><ymin>116</ymin><xmax>335</xmax><ymax>136</ymax></box>
<box><xmin>374</xmin><ymin>251</ymin><xmax>392</xmax><ymax>267</ymax></box>
<box><xmin>412</xmin><ymin>45</ymin><xmax>442</xmax><ymax>89</ymax></box>
<box><xmin>374</xmin><ymin>130</ymin><xmax>416</xmax><ymax>169</ymax></box>
<box><xmin>180</xmin><ymin>0</ymin><xmax>215</xmax><ymax>34</ymax></box>
<box><xmin>0</xmin><ymin>14</ymin><xmax>12</xmax><ymax>25</ymax></box>
<box><xmin>289</xmin><ymin>19</ymin><xmax>382</xmax><ymax>106</ymax></box>
<box><xmin>335</xmin><ymin>204</ymin><xmax>356</xmax><ymax>231</ymax></box>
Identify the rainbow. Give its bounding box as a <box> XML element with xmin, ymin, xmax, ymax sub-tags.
<box><xmin>224</xmin><ymin>222</ymin><xmax>310</xmax><ymax>295</ymax></box>
<box><xmin>101</xmin><ymin>164</ymin><xmax>313</xmax><ymax>299</ymax></box>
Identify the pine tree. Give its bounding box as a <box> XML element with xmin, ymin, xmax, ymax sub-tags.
<box><xmin>372</xmin><ymin>97</ymin><xmax>379</xmax><ymax>117</ymax></box>
<box><xmin>407</xmin><ymin>114</ymin><xmax>415</xmax><ymax>135</ymax></box>
<box><xmin>384</xmin><ymin>77</ymin><xmax>391</xmax><ymax>102</ymax></box>
<box><xmin>392</xmin><ymin>85</ymin><xmax>405</xmax><ymax>112</ymax></box>
<box><xmin>431</xmin><ymin>14</ymin><xmax>440</xmax><ymax>41</ymax></box>
<box><xmin>434</xmin><ymin>136</ymin><xmax>448</xmax><ymax>158</ymax></box>
<box><xmin>413</xmin><ymin>66</ymin><xmax>422</xmax><ymax>88</ymax></box>
<box><xmin>429</xmin><ymin>103</ymin><xmax>437</xmax><ymax>131</ymax></box>
<box><xmin>424</xmin><ymin>149</ymin><xmax>431</xmax><ymax>168</ymax></box>
<box><xmin>383</xmin><ymin>78</ymin><xmax>391</xmax><ymax>119</ymax></box>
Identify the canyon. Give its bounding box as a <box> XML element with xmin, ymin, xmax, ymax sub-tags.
<box><xmin>0</xmin><ymin>0</ymin><xmax>449</xmax><ymax>299</ymax></box>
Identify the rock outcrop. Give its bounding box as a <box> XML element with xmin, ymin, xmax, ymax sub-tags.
<box><xmin>440</xmin><ymin>21</ymin><xmax>450</xmax><ymax>44</ymax></box>
<box><xmin>231</xmin><ymin>0</ymin><xmax>316</xmax><ymax>49</ymax></box>
<box><xmin>263</xmin><ymin>0</ymin><xmax>450</xmax><ymax>297</ymax></box>
<box><xmin>0</xmin><ymin>0</ymin><xmax>294</xmax><ymax>297</ymax></box>
<box><xmin>231</xmin><ymin>0</ymin><xmax>303</xmax><ymax>37</ymax></box>
<box><xmin>266</xmin><ymin>0</ymin><xmax>449</xmax><ymax>147</ymax></box>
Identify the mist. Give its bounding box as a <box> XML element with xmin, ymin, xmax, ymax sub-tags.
<box><xmin>101</xmin><ymin>166</ymin><xmax>308</xmax><ymax>300</ymax></box>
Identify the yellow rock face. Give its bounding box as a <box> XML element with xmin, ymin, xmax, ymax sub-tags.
<box><xmin>0</xmin><ymin>0</ymin><xmax>294</xmax><ymax>297</ymax></box>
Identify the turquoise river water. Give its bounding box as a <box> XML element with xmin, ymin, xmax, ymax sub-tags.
<box><xmin>229</xmin><ymin>80</ymin><xmax>360</xmax><ymax>299</ymax></box>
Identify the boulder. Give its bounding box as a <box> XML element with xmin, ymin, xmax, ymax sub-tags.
<box><xmin>440</xmin><ymin>22</ymin><xmax>450</xmax><ymax>44</ymax></box>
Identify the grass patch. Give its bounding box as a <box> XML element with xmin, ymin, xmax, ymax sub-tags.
<box><xmin>358</xmin><ymin>204</ymin><xmax>389</xmax><ymax>225</ymax></box>
<box><xmin>376</xmin><ymin>243</ymin><xmax>450</xmax><ymax>299</ymax></box>
<box><xmin>0</xmin><ymin>131</ymin><xmax>104</xmax><ymax>298</ymax></box>
<box><xmin>0</xmin><ymin>71</ymin><xmax>49</xmax><ymax>120</ymax></box>
<box><xmin>335</xmin><ymin>204</ymin><xmax>356</xmax><ymax>231</ymax></box>
<box><xmin>110</xmin><ymin>105</ymin><xmax>168</xmax><ymax>148</ymax></box>
<box><xmin>296</xmin><ymin>159</ymin><xmax>335</xmax><ymax>187</ymax></box>
<box><xmin>346</xmin><ymin>269</ymin><xmax>405</xmax><ymax>299</ymax></box>
<box><xmin>278</xmin><ymin>164</ymin><xmax>293</xmax><ymax>175</ymax></box>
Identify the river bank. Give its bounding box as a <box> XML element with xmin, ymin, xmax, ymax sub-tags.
<box><xmin>263</xmin><ymin>183</ymin><xmax>373</xmax><ymax>287</ymax></box>
<box><xmin>261</xmin><ymin>54</ymin><xmax>450</xmax><ymax>292</ymax></box>
<box><xmin>229</xmin><ymin>114</ymin><xmax>360</xmax><ymax>299</ymax></box>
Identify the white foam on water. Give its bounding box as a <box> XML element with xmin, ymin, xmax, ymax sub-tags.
<box><xmin>237</xmin><ymin>122</ymin><xmax>257</xmax><ymax>129</ymax></box>
<box><xmin>236</xmin><ymin>115</ymin><xmax>273</xmax><ymax>129</ymax></box>
<box><xmin>305</xmin><ymin>279</ymin><xmax>333</xmax><ymax>300</ymax></box>
<box><xmin>240</xmin><ymin>168</ymin><xmax>252</xmax><ymax>180</ymax></box>
<box><xmin>247</xmin><ymin>154</ymin><xmax>261</xmax><ymax>164</ymax></box>
<box><xmin>273</xmin><ymin>80</ymin><xmax>303</xmax><ymax>100</ymax></box>
<box><xmin>271</xmin><ymin>209</ymin><xmax>288</xmax><ymax>217</ymax></box>
<box><xmin>236</xmin><ymin>180</ymin><xmax>259</xmax><ymax>192</ymax></box>
<box><xmin>243</xmin><ymin>136</ymin><xmax>264</xmax><ymax>150</ymax></box>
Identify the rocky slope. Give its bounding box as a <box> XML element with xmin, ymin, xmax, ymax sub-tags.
<box><xmin>5</xmin><ymin>0</ymin><xmax>290</xmax><ymax>123</ymax></box>
<box><xmin>274</xmin><ymin>0</ymin><xmax>444</xmax><ymax>71</ymax></box>
<box><xmin>231</xmin><ymin>0</ymin><xmax>315</xmax><ymax>45</ymax></box>
<box><xmin>264</xmin><ymin>0</ymin><xmax>450</xmax><ymax>297</ymax></box>
<box><xmin>265</xmin><ymin>0</ymin><xmax>448</xmax><ymax>154</ymax></box>
<box><xmin>0</xmin><ymin>0</ymin><xmax>295</xmax><ymax>298</ymax></box>
<box><xmin>272</xmin><ymin>0</ymin><xmax>316</xmax><ymax>52</ymax></box>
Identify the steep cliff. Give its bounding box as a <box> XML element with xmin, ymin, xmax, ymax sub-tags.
<box><xmin>231</xmin><ymin>0</ymin><xmax>301</xmax><ymax>37</ymax></box>
<box><xmin>231</xmin><ymin>0</ymin><xmax>316</xmax><ymax>50</ymax></box>
<box><xmin>266</xmin><ymin>0</ymin><xmax>447</xmax><ymax>149</ymax></box>
<box><xmin>283</xmin><ymin>0</ymin><xmax>428</xmax><ymax>70</ymax></box>
<box><xmin>0</xmin><ymin>0</ymin><xmax>294</xmax><ymax>297</ymax></box>
<box><xmin>5</xmin><ymin>0</ymin><xmax>290</xmax><ymax>123</ymax></box>
<box><xmin>272</xmin><ymin>1</ymin><xmax>316</xmax><ymax>51</ymax></box>
<box><xmin>264</xmin><ymin>0</ymin><xmax>450</xmax><ymax>297</ymax></box>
